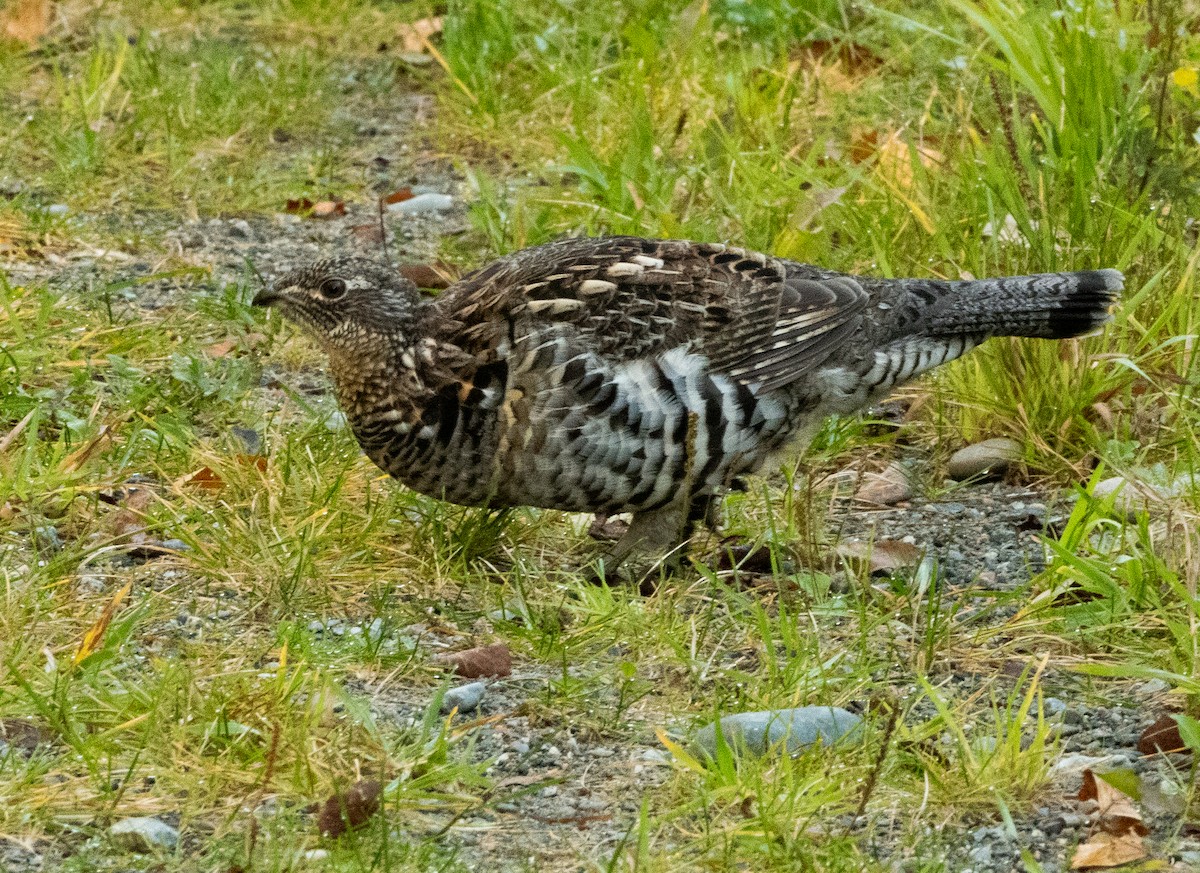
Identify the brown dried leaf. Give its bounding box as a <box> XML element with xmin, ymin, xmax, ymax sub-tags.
<box><xmin>311</xmin><ymin>200</ymin><xmax>346</xmax><ymax>219</ymax></box>
<box><xmin>381</xmin><ymin>187</ymin><xmax>414</xmax><ymax>205</ymax></box>
<box><xmin>1138</xmin><ymin>713</ymin><xmax>1188</xmax><ymax>756</ymax></box>
<box><xmin>206</xmin><ymin>339</ymin><xmax>238</xmax><ymax>358</ymax></box>
<box><xmin>854</xmin><ymin>463</ymin><xmax>912</xmax><ymax>506</ymax></box>
<box><xmin>176</xmin><ymin>466</ymin><xmax>225</xmax><ymax>491</ymax></box>
<box><xmin>1069</xmin><ymin>831</ymin><xmax>1147</xmax><ymax>869</ymax></box>
<box><xmin>397</xmin><ymin>16</ymin><xmax>443</xmax><ymax>53</ymax></box>
<box><xmin>835</xmin><ymin>539</ymin><xmax>922</xmax><ymax>575</ymax></box>
<box><xmin>107</xmin><ymin>486</ymin><xmax>155</xmax><ymax>541</ymax></box>
<box><xmin>74</xmin><ymin>581</ymin><xmax>132</xmax><ymax>665</ymax></box>
<box><xmin>435</xmin><ymin>643</ymin><xmax>512</xmax><ymax>678</ymax></box>
<box><xmin>1</xmin><ymin>0</ymin><xmax>51</xmax><ymax>45</ymax></box>
<box><xmin>795</xmin><ymin>39</ymin><xmax>883</xmax><ymax>74</ymax></box>
<box><xmin>1078</xmin><ymin>769</ymin><xmax>1148</xmax><ymax>836</ymax></box>
<box><xmin>317</xmin><ymin>779</ymin><xmax>381</xmax><ymax>838</ymax></box>
<box><xmin>285</xmin><ymin>198</ymin><xmax>315</xmax><ymax>214</ymax></box>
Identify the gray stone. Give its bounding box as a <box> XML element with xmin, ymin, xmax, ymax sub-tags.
<box><xmin>947</xmin><ymin>438</ymin><xmax>1022</xmax><ymax>481</ymax></box>
<box><xmin>228</xmin><ymin>219</ymin><xmax>253</xmax><ymax>239</ymax></box>
<box><xmin>109</xmin><ymin>816</ymin><xmax>179</xmax><ymax>853</ymax></box>
<box><xmin>692</xmin><ymin>706</ymin><xmax>863</xmax><ymax>758</ymax></box>
<box><xmin>32</xmin><ymin>525</ymin><xmax>62</xmax><ymax>553</ymax></box>
<box><xmin>387</xmin><ymin>192</ymin><xmax>453</xmax><ymax>214</ymax></box>
<box><xmin>1043</xmin><ymin>697</ymin><xmax>1067</xmax><ymax>717</ymax></box>
<box><xmin>160</xmin><ymin>539</ymin><xmax>190</xmax><ymax>552</ymax></box>
<box><xmin>1136</xmin><ymin>678</ymin><xmax>1170</xmax><ymax>695</ymax></box>
<box><xmin>442</xmin><ymin>681</ymin><xmax>487</xmax><ymax>714</ymax></box>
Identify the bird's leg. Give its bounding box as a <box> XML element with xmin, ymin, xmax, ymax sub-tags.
<box><xmin>588</xmin><ymin>502</ymin><xmax>691</xmax><ymax>585</ymax></box>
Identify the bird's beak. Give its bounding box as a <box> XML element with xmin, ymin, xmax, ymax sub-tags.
<box><xmin>252</xmin><ymin>287</ymin><xmax>283</xmax><ymax>307</ymax></box>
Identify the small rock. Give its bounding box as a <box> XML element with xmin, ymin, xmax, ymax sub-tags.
<box><xmin>304</xmin><ymin>849</ymin><xmax>330</xmax><ymax>862</ymax></box>
<box><xmin>387</xmin><ymin>192</ymin><xmax>453</xmax><ymax>214</ymax></box>
<box><xmin>46</xmin><ymin>203</ymin><xmax>69</xmax><ymax>217</ymax></box>
<box><xmin>854</xmin><ymin>462</ymin><xmax>913</xmax><ymax>505</ymax></box>
<box><xmin>31</xmin><ymin>525</ymin><xmax>62</xmax><ymax>553</ymax></box>
<box><xmin>1135</xmin><ymin>678</ymin><xmax>1171</xmax><ymax>695</ymax></box>
<box><xmin>1043</xmin><ymin>697</ymin><xmax>1067</xmax><ymax>718</ymax></box>
<box><xmin>109</xmin><ymin>816</ymin><xmax>179</xmax><ymax>853</ymax></box>
<box><xmin>442</xmin><ymin>681</ymin><xmax>487</xmax><ymax>714</ymax></box>
<box><xmin>228</xmin><ymin>219</ymin><xmax>253</xmax><ymax>239</ymax></box>
<box><xmin>230</xmin><ymin>426</ymin><xmax>262</xmax><ymax>454</ymax></box>
<box><xmin>487</xmin><ymin>607</ymin><xmax>524</xmax><ymax>623</ymax></box>
<box><xmin>692</xmin><ymin>706</ymin><xmax>863</xmax><ymax>758</ymax></box>
<box><xmin>159</xmin><ymin>538</ymin><xmax>190</xmax><ymax>552</ymax></box>
<box><xmin>947</xmin><ymin>438</ymin><xmax>1022</xmax><ymax>481</ymax></box>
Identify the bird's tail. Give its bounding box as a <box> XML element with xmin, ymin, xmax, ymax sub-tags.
<box><xmin>922</xmin><ymin>269</ymin><xmax>1123</xmax><ymax>340</ymax></box>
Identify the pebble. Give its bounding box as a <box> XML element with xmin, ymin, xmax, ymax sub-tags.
<box><xmin>230</xmin><ymin>426</ymin><xmax>262</xmax><ymax>454</ymax></box>
<box><xmin>32</xmin><ymin>525</ymin><xmax>62</xmax><ymax>553</ymax></box>
<box><xmin>442</xmin><ymin>681</ymin><xmax>487</xmax><ymax>714</ymax></box>
<box><xmin>228</xmin><ymin>219</ymin><xmax>253</xmax><ymax>239</ymax></box>
<box><xmin>387</xmin><ymin>192</ymin><xmax>453</xmax><ymax>214</ymax></box>
<box><xmin>1042</xmin><ymin>697</ymin><xmax>1067</xmax><ymax>717</ymax></box>
<box><xmin>692</xmin><ymin>706</ymin><xmax>863</xmax><ymax>758</ymax></box>
<box><xmin>947</xmin><ymin>438</ymin><xmax>1022</xmax><ymax>481</ymax></box>
<box><xmin>304</xmin><ymin>849</ymin><xmax>329</xmax><ymax>862</ymax></box>
<box><xmin>46</xmin><ymin>203</ymin><xmax>68</xmax><ymax>216</ymax></box>
<box><xmin>1136</xmin><ymin>678</ymin><xmax>1170</xmax><ymax>695</ymax></box>
<box><xmin>109</xmin><ymin>816</ymin><xmax>179</xmax><ymax>852</ymax></box>
<box><xmin>160</xmin><ymin>539</ymin><xmax>190</xmax><ymax>552</ymax></box>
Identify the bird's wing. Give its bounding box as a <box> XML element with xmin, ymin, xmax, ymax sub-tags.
<box><xmin>421</xmin><ymin>236</ymin><xmax>868</xmax><ymax>395</ymax></box>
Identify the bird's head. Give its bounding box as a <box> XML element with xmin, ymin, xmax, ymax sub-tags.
<box><xmin>253</xmin><ymin>256</ymin><xmax>422</xmax><ymax>353</ymax></box>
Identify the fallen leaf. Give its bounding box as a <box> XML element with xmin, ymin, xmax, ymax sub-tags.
<box><xmin>435</xmin><ymin>643</ymin><xmax>512</xmax><ymax>678</ymax></box>
<box><xmin>396</xmin><ymin>262</ymin><xmax>458</xmax><ymax>289</ymax></box>
<box><xmin>74</xmin><ymin>581</ymin><xmax>132</xmax><ymax>665</ymax></box>
<box><xmin>285</xmin><ymin>198</ymin><xmax>315</xmax><ymax>214</ymax></box>
<box><xmin>1069</xmin><ymin>831</ymin><xmax>1146</xmax><ymax>869</ymax></box>
<box><xmin>381</xmin><ymin>188</ymin><xmax>414</xmax><ymax>205</ymax></box>
<box><xmin>206</xmin><ymin>339</ymin><xmax>237</xmax><ymax>358</ymax></box>
<box><xmin>317</xmin><ymin>779</ymin><xmax>381</xmax><ymax>838</ymax></box>
<box><xmin>835</xmin><ymin>539</ymin><xmax>922</xmax><ymax>575</ymax></box>
<box><xmin>311</xmin><ymin>200</ymin><xmax>346</xmax><ymax>219</ymax></box>
<box><xmin>854</xmin><ymin>462</ymin><xmax>912</xmax><ymax>505</ymax></box>
<box><xmin>107</xmin><ymin>486</ymin><xmax>156</xmax><ymax>542</ymax></box>
<box><xmin>1138</xmin><ymin>713</ymin><xmax>1188</xmax><ymax>756</ymax></box>
<box><xmin>1078</xmin><ymin>769</ymin><xmax>1148</xmax><ymax>836</ymax></box>
<box><xmin>176</xmin><ymin>466</ymin><xmax>225</xmax><ymax>491</ymax></box>
<box><xmin>795</xmin><ymin>39</ymin><xmax>883</xmax><ymax>74</ymax></box>
<box><xmin>1</xmin><ymin>0</ymin><xmax>51</xmax><ymax>45</ymax></box>
<box><xmin>397</xmin><ymin>16</ymin><xmax>443</xmax><ymax>53</ymax></box>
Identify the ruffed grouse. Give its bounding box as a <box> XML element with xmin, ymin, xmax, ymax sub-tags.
<box><xmin>255</xmin><ymin>236</ymin><xmax>1120</xmax><ymax>573</ymax></box>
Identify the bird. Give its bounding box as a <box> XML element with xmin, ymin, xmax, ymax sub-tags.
<box><xmin>254</xmin><ymin>235</ymin><xmax>1121</xmax><ymax>576</ymax></box>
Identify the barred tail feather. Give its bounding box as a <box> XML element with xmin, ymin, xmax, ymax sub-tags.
<box><xmin>925</xmin><ymin>269</ymin><xmax>1123</xmax><ymax>340</ymax></box>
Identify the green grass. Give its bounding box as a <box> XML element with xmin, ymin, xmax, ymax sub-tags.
<box><xmin>1</xmin><ymin>0</ymin><xmax>1199</xmax><ymax>870</ymax></box>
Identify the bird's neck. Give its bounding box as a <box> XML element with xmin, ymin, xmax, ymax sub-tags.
<box><xmin>326</xmin><ymin>329</ymin><xmax>425</xmax><ymax>422</ymax></box>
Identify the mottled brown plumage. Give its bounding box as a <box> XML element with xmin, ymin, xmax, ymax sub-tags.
<box><xmin>255</xmin><ymin>235</ymin><xmax>1121</xmax><ymax>574</ymax></box>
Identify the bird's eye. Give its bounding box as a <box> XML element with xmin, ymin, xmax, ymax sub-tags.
<box><xmin>319</xmin><ymin>278</ymin><xmax>347</xmax><ymax>300</ymax></box>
